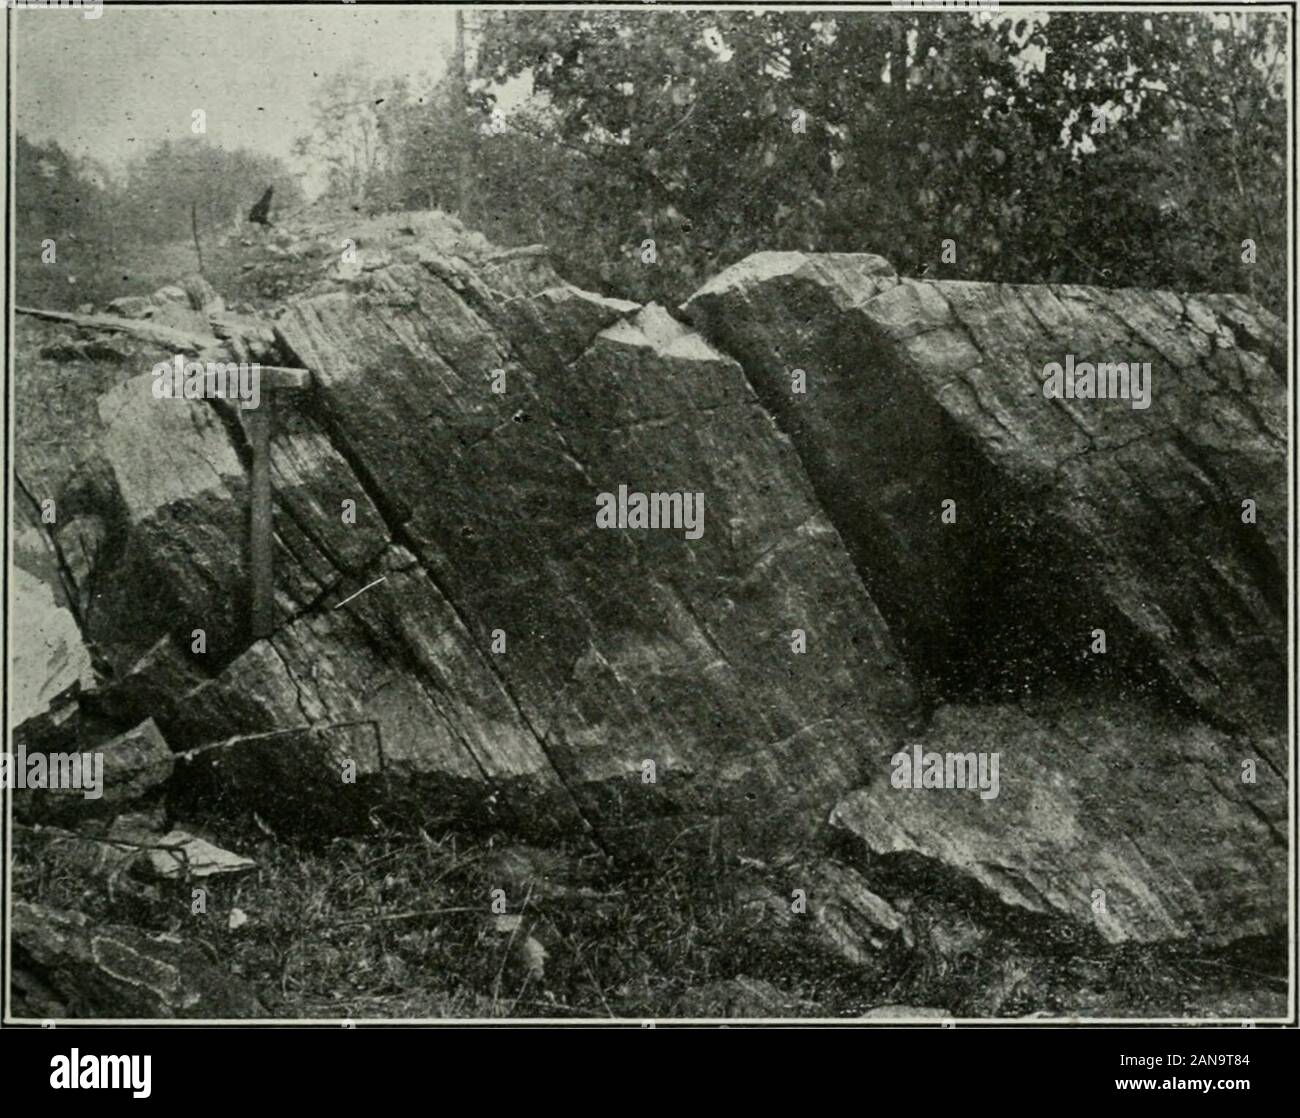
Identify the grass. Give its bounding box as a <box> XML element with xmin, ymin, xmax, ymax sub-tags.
<box><xmin>13</xmin><ymin>805</ymin><xmax>1286</xmax><ymax>1020</ymax></box>
<box><xmin>12</xmin><ymin>808</ymin><xmax>892</xmax><ymax>1020</ymax></box>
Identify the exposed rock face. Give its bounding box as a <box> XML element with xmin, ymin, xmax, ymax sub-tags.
<box><xmin>680</xmin><ymin>253</ymin><xmax>1286</xmax><ymax>947</ymax></box>
<box><xmin>829</xmin><ymin>702</ymin><xmax>1282</xmax><ymax>945</ymax></box>
<box><xmin>9</xmin><ymin>564</ymin><xmax>94</xmax><ymax>725</ymax></box>
<box><xmin>12</xmin><ymin>215</ymin><xmax>1287</xmax><ymax>967</ymax></box>
<box><xmin>12</xmin><ymin>717</ymin><xmax>173</xmax><ymax>825</ymax></box>
<box><xmin>11</xmin><ymin>901</ymin><xmax>264</xmax><ymax>1019</ymax></box>
<box><xmin>172</xmin><ymin>252</ymin><xmax>913</xmax><ymax>848</ymax></box>
<box><xmin>682</xmin><ymin>254</ymin><xmax>1286</xmax><ymax>731</ymax></box>
<box><xmin>106</xmin><ymin>295</ymin><xmax>157</xmax><ymax>320</ymax></box>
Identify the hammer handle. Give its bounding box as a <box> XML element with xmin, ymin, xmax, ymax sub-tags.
<box><xmin>248</xmin><ymin>406</ymin><xmax>275</xmax><ymax>639</ymax></box>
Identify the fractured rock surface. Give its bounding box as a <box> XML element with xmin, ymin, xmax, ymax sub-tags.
<box><xmin>682</xmin><ymin>252</ymin><xmax>1286</xmax><ymax>946</ymax></box>
<box><xmin>683</xmin><ymin>253</ymin><xmax>1286</xmax><ymax>729</ymax></box>
<box><xmin>11</xmin><ymin>215</ymin><xmax>1288</xmax><ymax>964</ymax></box>
<box><xmin>830</xmin><ymin>702</ymin><xmax>1283</xmax><ymax>946</ymax></box>
<box><xmin>11</xmin><ymin>901</ymin><xmax>264</xmax><ymax>1019</ymax></box>
<box><xmin>252</xmin><ymin>253</ymin><xmax>912</xmax><ymax>846</ymax></box>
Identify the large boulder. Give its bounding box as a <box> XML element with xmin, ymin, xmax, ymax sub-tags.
<box><xmin>680</xmin><ymin>253</ymin><xmax>1286</xmax><ymax>946</ymax></box>
<box><xmin>682</xmin><ymin>254</ymin><xmax>1286</xmax><ymax>731</ymax></box>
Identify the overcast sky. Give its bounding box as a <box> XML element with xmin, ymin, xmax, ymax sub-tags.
<box><xmin>14</xmin><ymin>3</ymin><xmax>458</xmax><ymax>194</ymax></box>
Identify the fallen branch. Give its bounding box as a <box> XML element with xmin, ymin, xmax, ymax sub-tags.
<box><xmin>16</xmin><ymin>821</ymin><xmax>190</xmax><ymax>856</ymax></box>
<box><xmin>333</xmin><ymin>907</ymin><xmax>482</xmax><ymax>927</ymax></box>
<box><xmin>16</xmin><ymin>304</ymin><xmax>218</xmax><ymax>354</ymax></box>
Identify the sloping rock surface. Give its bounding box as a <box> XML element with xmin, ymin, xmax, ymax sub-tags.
<box><xmin>12</xmin><ymin>215</ymin><xmax>1287</xmax><ymax>957</ymax></box>
<box><xmin>11</xmin><ymin>900</ymin><xmax>264</xmax><ymax>1019</ymax></box>
<box><xmin>683</xmin><ymin>254</ymin><xmax>1286</xmax><ymax>730</ymax></box>
<box><xmin>680</xmin><ymin>253</ymin><xmax>1287</xmax><ymax>946</ymax></box>
<box><xmin>139</xmin><ymin>280</ymin><xmax>904</xmax><ymax>849</ymax></box>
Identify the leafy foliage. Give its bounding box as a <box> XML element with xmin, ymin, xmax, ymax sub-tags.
<box><xmin>16</xmin><ymin>12</ymin><xmax>1286</xmax><ymax>315</ymax></box>
<box><xmin>118</xmin><ymin>137</ymin><xmax>304</xmax><ymax>244</ymax></box>
<box><xmin>15</xmin><ymin>135</ymin><xmax>118</xmax><ymax>307</ymax></box>
<box><xmin>458</xmin><ymin>10</ymin><xmax>1285</xmax><ymax>312</ymax></box>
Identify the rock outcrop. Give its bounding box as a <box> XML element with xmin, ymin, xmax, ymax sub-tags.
<box><xmin>12</xmin><ymin>212</ymin><xmax>1287</xmax><ymax>972</ymax></box>
<box><xmin>11</xmin><ymin>901</ymin><xmax>264</xmax><ymax>1019</ymax></box>
<box><xmin>683</xmin><ymin>254</ymin><xmax>1286</xmax><ymax>731</ymax></box>
<box><xmin>682</xmin><ymin>252</ymin><xmax>1287</xmax><ymax>947</ymax></box>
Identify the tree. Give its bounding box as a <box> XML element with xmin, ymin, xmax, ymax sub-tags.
<box><xmin>15</xmin><ymin>135</ymin><xmax>116</xmax><ymax>307</ymax></box>
<box><xmin>458</xmin><ymin>9</ymin><xmax>1285</xmax><ymax>311</ymax></box>
<box><xmin>117</xmin><ymin>137</ymin><xmax>304</xmax><ymax>244</ymax></box>
<box><xmin>293</xmin><ymin>72</ymin><xmax>414</xmax><ymax>208</ymax></box>
<box><xmin>15</xmin><ymin>133</ymin><xmax>305</xmax><ymax>308</ymax></box>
